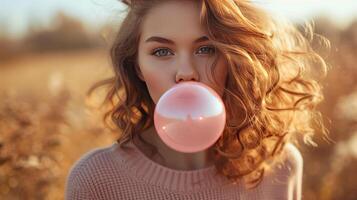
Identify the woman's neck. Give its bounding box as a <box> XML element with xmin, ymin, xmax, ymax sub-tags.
<box><xmin>132</xmin><ymin>125</ymin><xmax>216</xmax><ymax>170</ymax></box>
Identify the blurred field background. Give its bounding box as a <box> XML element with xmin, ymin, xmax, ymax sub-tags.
<box><xmin>0</xmin><ymin>1</ymin><xmax>357</xmax><ymax>199</ymax></box>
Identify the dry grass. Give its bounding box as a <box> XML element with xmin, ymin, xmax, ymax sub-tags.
<box><xmin>0</xmin><ymin>49</ymin><xmax>117</xmax><ymax>200</ymax></box>
<box><xmin>0</xmin><ymin>43</ymin><xmax>356</xmax><ymax>199</ymax></box>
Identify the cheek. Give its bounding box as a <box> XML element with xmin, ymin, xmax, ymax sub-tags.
<box><xmin>138</xmin><ymin>57</ymin><xmax>173</xmax><ymax>104</ymax></box>
<box><xmin>215</xmin><ymin>62</ymin><xmax>228</xmax><ymax>83</ymax></box>
<box><xmin>216</xmin><ymin>70</ymin><xmax>228</xmax><ymax>97</ymax></box>
<box><xmin>143</xmin><ymin>74</ymin><xmax>163</xmax><ymax>103</ymax></box>
<box><xmin>208</xmin><ymin>59</ymin><xmax>228</xmax><ymax>97</ymax></box>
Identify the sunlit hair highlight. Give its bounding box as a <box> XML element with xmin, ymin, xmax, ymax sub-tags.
<box><xmin>87</xmin><ymin>0</ymin><xmax>330</xmax><ymax>188</ymax></box>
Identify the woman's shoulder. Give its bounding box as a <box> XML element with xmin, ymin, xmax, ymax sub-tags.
<box><xmin>279</xmin><ymin>143</ymin><xmax>303</xmax><ymax>199</ymax></box>
<box><xmin>65</xmin><ymin>144</ymin><xmax>118</xmax><ymax>186</ymax></box>
<box><xmin>281</xmin><ymin>143</ymin><xmax>303</xmax><ymax>173</ymax></box>
<box><xmin>64</xmin><ymin>145</ymin><xmax>115</xmax><ymax>199</ymax></box>
<box><xmin>69</xmin><ymin>144</ymin><xmax>114</xmax><ymax>172</ymax></box>
<box><xmin>269</xmin><ymin>142</ymin><xmax>303</xmax><ymax>179</ymax></box>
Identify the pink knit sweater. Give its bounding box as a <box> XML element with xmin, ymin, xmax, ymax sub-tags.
<box><xmin>65</xmin><ymin>141</ymin><xmax>302</xmax><ymax>200</ymax></box>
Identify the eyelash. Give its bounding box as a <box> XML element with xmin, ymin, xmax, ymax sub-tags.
<box><xmin>151</xmin><ymin>46</ymin><xmax>216</xmax><ymax>57</ymax></box>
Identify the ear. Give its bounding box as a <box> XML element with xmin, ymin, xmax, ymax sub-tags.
<box><xmin>134</xmin><ymin>64</ymin><xmax>145</xmax><ymax>82</ymax></box>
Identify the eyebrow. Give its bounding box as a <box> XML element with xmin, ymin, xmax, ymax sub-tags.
<box><xmin>145</xmin><ymin>36</ymin><xmax>209</xmax><ymax>44</ymax></box>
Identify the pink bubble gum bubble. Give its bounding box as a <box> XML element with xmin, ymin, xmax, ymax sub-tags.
<box><xmin>154</xmin><ymin>81</ymin><xmax>226</xmax><ymax>153</ymax></box>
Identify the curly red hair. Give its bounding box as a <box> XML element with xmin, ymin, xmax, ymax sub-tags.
<box><xmin>87</xmin><ymin>0</ymin><xmax>330</xmax><ymax>188</ymax></box>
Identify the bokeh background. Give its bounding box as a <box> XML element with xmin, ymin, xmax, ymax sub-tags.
<box><xmin>0</xmin><ymin>0</ymin><xmax>356</xmax><ymax>199</ymax></box>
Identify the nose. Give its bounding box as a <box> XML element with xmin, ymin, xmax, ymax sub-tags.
<box><xmin>175</xmin><ymin>59</ymin><xmax>200</xmax><ymax>83</ymax></box>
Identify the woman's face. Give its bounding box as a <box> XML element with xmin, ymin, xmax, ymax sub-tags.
<box><xmin>137</xmin><ymin>0</ymin><xmax>228</xmax><ymax>104</ymax></box>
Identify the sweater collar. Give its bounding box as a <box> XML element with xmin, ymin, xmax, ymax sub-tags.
<box><xmin>111</xmin><ymin>141</ymin><xmax>236</xmax><ymax>192</ymax></box>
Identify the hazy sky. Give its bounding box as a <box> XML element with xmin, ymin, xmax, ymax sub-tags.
<box><xmin>1</xmin><ymin>0</ymin><xmax>356</xmax><ymax>38</ymax></box>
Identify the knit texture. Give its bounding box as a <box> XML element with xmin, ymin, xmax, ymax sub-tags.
<box><xmin>65</xmin><ymin>141</ymin><xmax>301</xmax><ymax>200</ymax></box>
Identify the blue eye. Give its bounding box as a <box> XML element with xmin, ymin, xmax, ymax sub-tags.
<box><xmin>197</xmin><ymin>46</ymin><xmax>216</xmax><ymax>54</ymax></box>
<box><xmin>151</xmin><ymin>46</ymin><xmax>216</xmax><ymax>58</ymax></box>
<box><xmin>151</xmin><ymin>48</ymin><xmax>173</xmax><ymax>57</ymax></box>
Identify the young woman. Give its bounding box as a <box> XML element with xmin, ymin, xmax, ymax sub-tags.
<box><xmin>65</xmin><ymin>0</ymin><xmax>329</xmax><ymax>199</ymax></box>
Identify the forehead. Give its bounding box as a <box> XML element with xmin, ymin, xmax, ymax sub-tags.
<box><xmin>140</xmin><ymin>1</ymin><xmax>208</xmax><ymax>42</ymax></box>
